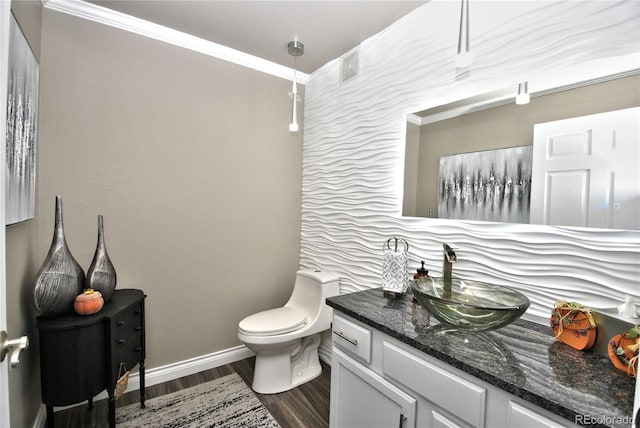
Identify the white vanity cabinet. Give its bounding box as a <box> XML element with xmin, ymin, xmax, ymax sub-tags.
<box><xmin>330</xmin><ymin>313</ymin><xmax>578</xmax><ymax>428</ymax></box>
<box><xmin>330</xmin><ymin>314</ymin><xmax>417</xmax><ymax>427</ymax></box>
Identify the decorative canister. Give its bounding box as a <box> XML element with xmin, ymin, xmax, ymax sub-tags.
<box><xmin>550</xmin><ymin>300</ymin><xmax>597</xmax><ymax>351</ymax></box>
<box><xmin>74</xmin><ymin>289</ymin><xmax>104</xmax><ymax>315</ymax></box>
<box><xmin>608</xmin><ymin>326</ymin><xmax>639</xmax><ymax>377</ymax></box>
<box><xmin>382</xmin><ymin>237</ymin><xmax>410</xmax><ymax>296</ymax></box>
<box><xmin>85</xmin><ymin>214</ymin><xmax>117</xmax><ymax>301</ymax></box>
<box><xmin>32</xmin><ymin>196</ymin><xmax>85</xmax><ymax>317</ymax></box>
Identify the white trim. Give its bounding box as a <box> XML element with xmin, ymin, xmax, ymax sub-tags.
<box><xmin>41</xmin><ymin>0</ymin><xmax>309</xmax><ymax>85</ymax></box>
<box><xmin>0</xmin><ymin>1</ymin><xmax>11</xmax><ymax>426</ymax></box>
<box><xmin>406</xmin><ymin>114</ymin><xmax>421</xmax><ymax>126</ymax></box>
<box><xmin>413</xmin><ymin>66</ymin><xmax>640</xmax><ymax>126</ymax></box>
<box><xmin>138</xmin><ymin>345</ymin><xmax>254</xmax><ymax>389</ymax></box>
<box><xmin>32</xmin><ymin>406</ymin><xmax>46</xmax><ymax>428</ymax></box>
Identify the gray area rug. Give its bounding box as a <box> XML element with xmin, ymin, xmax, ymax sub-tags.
<box><xmin>116</xmin><ymin>373</ymin><xmax>281</xmax><ymax>427</ymax></box>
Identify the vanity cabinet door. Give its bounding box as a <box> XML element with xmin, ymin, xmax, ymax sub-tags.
<box><xmin>432</xmin><ymin>410</ymin><xmax>463</xmax><ymax>428</ymax></box>
<box><xmin>330</xmin><ymin>348</ymin><xmax>416</xmax><ymax>428</ymax></box>
<box><xmin>507</xmin><ymin>401</ymin><xmax>567</xmax><ymax>428</ymax></box>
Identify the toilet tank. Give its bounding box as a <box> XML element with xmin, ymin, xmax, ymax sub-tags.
<box><xmin>286</xmin><ymin>270</ymin><xmax>340</xmax><ymax>325</ymax></box>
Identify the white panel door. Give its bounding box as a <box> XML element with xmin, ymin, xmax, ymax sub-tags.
<box><xmin>530</xmin><ymin>107</ymin><xmax>640</xmax><ymax>229</ymax></box>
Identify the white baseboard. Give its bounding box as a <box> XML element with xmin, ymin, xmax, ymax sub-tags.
<box><xmin>34</xmin><ymin>345</ymin><xmax>255</xmax><ymax>428</ymax></box>
<box><xmin>32</xmin><ymin>407</ymin><xmax>46</xmax><ymax>428</ymax></box>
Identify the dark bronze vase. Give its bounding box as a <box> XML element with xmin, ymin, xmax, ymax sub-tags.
<box><xmin>86</xmin><ymin>214</ymin><xmax>117</xmax><ymax>301</ymax></box>
<box><xmin>33</xmin><ymin>196</ymin><xmax>85</xmax><ymax>317</ymax></box>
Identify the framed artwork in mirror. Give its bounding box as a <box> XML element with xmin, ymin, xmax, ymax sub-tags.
<box><xmin>5</xmin><ymin>13</ymin><xmax>39</xmax><ymax>225</ymax></box>
<box><xmin>438</xmin><ymin>146</ymin><xmax>533</xmax><ymax>224</ymax></box>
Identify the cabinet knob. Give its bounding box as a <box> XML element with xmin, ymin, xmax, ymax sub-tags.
<box><xmin>117</xmin><ymin>338</ymin><xmax>126</xmax><ymax>345</ymax></box>
<box><xmin>135</xmin><ymin>347</ymin><xmax>142</xmax><ymax>352</ymax></box>
<box><xmin>399</xmin><ymin>411</ymin><xmax>407</xmax><ymax>428</ymax></box>
<box><xmin>117</xmin><ymin>321</ymin><xmax>125</xmax><ymax>326</ymax></box>
<box><xmin>135</xmin><ymin>326</ymin><xmax>142</xmax><ymax>331</ymax></box>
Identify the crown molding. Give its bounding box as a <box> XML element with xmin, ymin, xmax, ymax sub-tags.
<box><xmin>41</xmin><ymin>0</ymin><xmax>309</xmax><ymax>85</ymax></box>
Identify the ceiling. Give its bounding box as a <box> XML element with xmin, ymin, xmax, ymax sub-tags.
<box><xmin>86</xmin><ymin>1</ymin><xmax>428</xmax><ymax>74</ymax></box>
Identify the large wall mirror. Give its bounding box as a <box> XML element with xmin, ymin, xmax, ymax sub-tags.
<box><xmin>403</xmin><ymin>71</ymin><xmax>640</xmax><ymax>230</ymax></box>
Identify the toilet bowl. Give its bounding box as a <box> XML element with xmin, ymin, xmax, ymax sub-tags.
<box><xmin>238</xmin><ymin>269</ymin><xmax>340</xmax><ymax>394</ymax></box>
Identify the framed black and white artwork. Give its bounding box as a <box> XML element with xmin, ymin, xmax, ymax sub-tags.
<box><xmin>6</xmin><ymin>13</ymin><xmax>39</xmax><ymax>225</ymax></box>
<box><xmin>438</xmin><ymin>146</ymin><xmax>533</xmax><ymax>224</ymax></box>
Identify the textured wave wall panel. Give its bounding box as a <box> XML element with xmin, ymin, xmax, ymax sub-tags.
<box><xmin>302</xmin><ymin>0</ymin><xmax>640</xmax><ymax>357</ymax></box>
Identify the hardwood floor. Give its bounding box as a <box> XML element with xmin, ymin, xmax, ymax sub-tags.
<box><xmin>52</xmin><ymin>357</ymin><xmax>331</xmax><ymax>428</ymax></box>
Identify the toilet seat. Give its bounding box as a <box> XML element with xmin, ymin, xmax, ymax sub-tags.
<box><xmin>239</xmin><ymin>307</ymin><xmax>308</xmax><ymax>336</ymax></box>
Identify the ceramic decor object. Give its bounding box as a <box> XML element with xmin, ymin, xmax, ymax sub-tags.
<box><xmin>86</xmin><ymin>214</ymin><xmax>117</xmax><ymax>301</ymax></box>
<box><xmin>33</xmin><ymin>196</ymin><xmax>85</xmax><ymax>317</ymax></box>
<box><xmin>382</xmin><ymin>237</ymin><xmax>409</xmax><ymax>295</ymax></box>
<box><xmin>550</xmin><ymin>301</ymin><xmax>597</xmax><ymax>351</ymax></box>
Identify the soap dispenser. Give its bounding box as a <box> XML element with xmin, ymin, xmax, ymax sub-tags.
<box><xmin>412</xmin><ymin>261</ymin><xmax>430</xmax><ymax>302</ymax></box>
<box><xmin>414</xmin><ymin>261</ymin><xmax>429</xmax><ymax>280</ymax></box>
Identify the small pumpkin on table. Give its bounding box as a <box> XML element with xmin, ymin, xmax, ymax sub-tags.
<box><xmin>608</xmin><ymin>325</ymin><xmax>639</xmax><ymax>377</ymax></box>
<box><xmin>74</xmin><ymin>289</ymin><xmax>104</xmax><ymax>315</ymax></box>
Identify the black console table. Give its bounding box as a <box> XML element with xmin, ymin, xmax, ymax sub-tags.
<box><xmin>37</xmin><ymin>289</ymin><xmax>146</xmax><ymax>428</ymax></box>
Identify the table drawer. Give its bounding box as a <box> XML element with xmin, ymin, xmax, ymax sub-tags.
<box><xmin>383</xmin><ymin>341</ymin><xmax>486</xmax><ymax>428</ymax></box>
<box><xmin>111</xmin><ymin>301</ymin><xmax>144</xmax><ymax>373</ymax></box>
<box><xmin>332</xmin><ymin>315</ymin><xmax>372</xmax><ymax>363</ymax></box>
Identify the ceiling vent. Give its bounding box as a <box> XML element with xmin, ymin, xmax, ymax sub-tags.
<box><xmin>340</xmin><ymin>47</ymin><xmax>360</xmax><ymax>84</ymax></box>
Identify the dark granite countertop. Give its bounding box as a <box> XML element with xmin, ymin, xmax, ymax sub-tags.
<box><xmin>327</xmin><ymin>288</ymin><xmax>636</xmax><ymax>428</ymax></box>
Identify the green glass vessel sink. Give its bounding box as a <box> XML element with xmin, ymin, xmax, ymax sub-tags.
<box><xmin>411</xmin><ymin>277</ymin><xmax>530</xmax><ymax>331</ymax></box>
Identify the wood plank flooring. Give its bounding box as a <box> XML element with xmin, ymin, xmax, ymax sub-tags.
<box><xmin>51</xmin><ymin>357</ymin><xmax>331</xmax><ymax>428</ymax></box>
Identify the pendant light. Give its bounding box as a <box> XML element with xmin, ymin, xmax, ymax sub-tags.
<box><xmin>515</xmin><ymin>82</ymin><xmax>530</xmax><ymax>105</ymax></box>
<box><xmin>455</xmin><ymin>0</ymin><xmax>472</xmax><ymax>68</ymax></box>
<box><xmin>288</xmin><ymin>40</ymin><xmax>304</xmax><ymax>132</ymax></box>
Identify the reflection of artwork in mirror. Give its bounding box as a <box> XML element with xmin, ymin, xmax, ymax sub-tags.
<box><xmin>438</xmin><ymin>146</ymin><xmax>532</xmax><ymax>224</ymax></box>
<box><xmin>6</xmin><ymin>13</ymin><xmax>39</xmax><ymax>225</ymax></box>
<box><xmin>402</xmin><ymin>73</ymin><xmax>640</xmax><ymax>230</ymax></box>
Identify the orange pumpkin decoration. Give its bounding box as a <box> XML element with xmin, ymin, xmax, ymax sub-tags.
<box><xmin>74</xmin><ymin>289</ymin><xmax>104</xmax><ymax>315</ymax></box>
<box><xmin>608</xmin><ymin>326</ymin><xmax>639</xmax><ymax>377</ymax></box>
<box><xmin>550</xmin><ymin>301</ymin><xmax>597</xmax><ymax>351</ymax></box>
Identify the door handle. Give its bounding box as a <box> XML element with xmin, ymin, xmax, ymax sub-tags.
<box><xmin>0</xmin><ymin>331</ymin><xmax>29</xmax><ymax>369</ymax></box>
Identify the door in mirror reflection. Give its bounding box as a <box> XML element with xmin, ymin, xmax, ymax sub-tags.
<box><xmin>530</xmin><ymin>107</ymin><xmax>640</xmax><ymax>230</ymax></box>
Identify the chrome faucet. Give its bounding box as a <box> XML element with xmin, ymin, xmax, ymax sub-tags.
<box><xmin>443</xmin><ymin>243</ymin><xmax>458</xmax><ymax>282</ymax></box>
<box><xmin>442</xmin><ymin>244</ymin><xmax>458</xmax><ymax>299</ymax></box>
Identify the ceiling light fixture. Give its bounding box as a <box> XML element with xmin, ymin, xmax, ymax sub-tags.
<box><xmin>515</xmin><ymin>82</ymin><xmax>530</xmax><ymax>105</ymax></box>
<box><xmin>455</xmin><ymin>0</ymin><xmax>472</xmax><ymax>68</ymax></box>
<box><xmin>288</xmin><ymin>40</ymin><xmax>304</xmax><ymax>133</ymax></box>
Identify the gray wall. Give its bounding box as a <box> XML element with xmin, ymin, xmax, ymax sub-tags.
<box><xmin>37</xmin><ymin>6</ymin><xmax>303</xmax><ymax>369</ymax></box>
<box><xmin>7</xmin><ymin>5</ymin><xmax>303</xmax><ymax>426</ymax></box>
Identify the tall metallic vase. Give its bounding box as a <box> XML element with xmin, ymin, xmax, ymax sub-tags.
<box><xmin>33</xmin><ymin>196</ymin><xmax>85</xmax><ymax>317</ymax></box>
<box><xmin>86</xmin><ymin>214</ymin><xmax>117</xmax><ymax>301</ymax></box>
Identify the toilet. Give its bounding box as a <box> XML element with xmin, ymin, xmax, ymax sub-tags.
<box><xmin>238</xmin><ymin>269</ymin><xmax>340</xmax><ymax>394</ymax></box>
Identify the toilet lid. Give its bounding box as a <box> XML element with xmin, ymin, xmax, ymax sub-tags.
<box><xmin>239</xmin><ymin>307</ymin><xmax>308</xmax><ymax>336</ymax></box>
